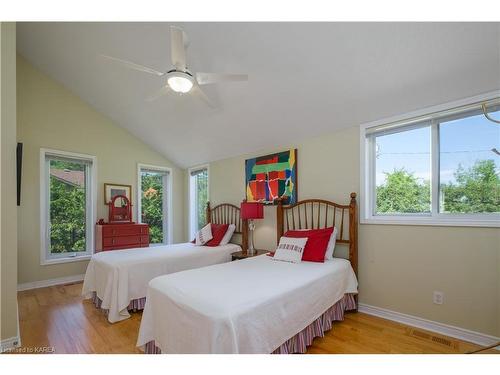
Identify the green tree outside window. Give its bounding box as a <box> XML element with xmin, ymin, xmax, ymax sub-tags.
<box><xmin>376</xmin><ymin>160</ymin><xmax>499</xmax><ymax>214</ymax></box>
<box><xmin>49</xmin><ymin>160</ymin><xmax>86</xmax><ymax>253</ymax></box>
<box><xmin>141</xmin><ymin>172</ymin><xmax>165</xmax><ymax>244</ymax></box>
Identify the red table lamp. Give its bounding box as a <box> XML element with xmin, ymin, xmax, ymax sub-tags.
<box><xmin>240</xmin><ymin>201</ymin><xmax>264</xmax><ymax>255</ymax></box>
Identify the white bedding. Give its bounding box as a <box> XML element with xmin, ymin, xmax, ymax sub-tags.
<box><xmin>82</xmin><ymin>242</ymin><xmax>241</xmax><ymax>323</ymax></box>
<box><xmin>136</xmin><ymin>255</ymin><xmax>358</xmax><ymax>353</ymax></box>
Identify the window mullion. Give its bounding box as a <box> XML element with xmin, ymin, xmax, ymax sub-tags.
<box><xmin>85</xmin><ymin>163</ymin><xmax>92</xmax><ymax>255</ymax></box>
<box><xmin>195</xmin><ymin>177</ymin><xmax>199</xmax><ymax>229</ymax></box>
<box><xmin>431</xmin><ymin>121</ymin><xmax>440</xmax><ymax>217</ymax></box>
<box><xmin>45</xmin><ymin>158</ymin><xmax>51</xmax><ymax>258</ymax></box>
<box><xmin>162</xmin><ymin>173</ymin><xmax>169</xmax><ymax>244</ymax></box>
<box><xmin>367</xmin><ymin>137</ymin><xmax>376</xmax><ymax>217</ymax></box>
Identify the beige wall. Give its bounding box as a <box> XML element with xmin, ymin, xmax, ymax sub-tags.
<box><xmin>1</xmin><ymin>22</ymin><xmax>18</xmax><ymax>342</ymax></box>
<box><xmin>16</xmin><ymin>55</ymin><xmax>185</xmax><ymax>284</ymax></box>
<box><xmin>208</xmin><ymin>125</ymin><xmax>500</xmax><ymax>337</ymax></box>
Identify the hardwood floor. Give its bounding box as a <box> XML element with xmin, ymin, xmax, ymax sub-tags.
<box><xmin>15</xmin><ymin>282</ymin><xmax>497</xmax><ymax>354</ymax></box>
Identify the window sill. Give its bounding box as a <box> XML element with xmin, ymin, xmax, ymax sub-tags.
<box><xmin>360</xmin><ymin>217</ymin><xmax>500</xmax><ymax>228</ymax></box>
<box><xmin>41</xmin><ymin>254</ymin><xmax>92</xmax><ymax>266</ymax></box>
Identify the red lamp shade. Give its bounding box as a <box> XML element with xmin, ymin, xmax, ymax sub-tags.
<box><xmin>240</xmin><ymin>201</ymin><xmax>264</xmax><ymax>220</ymax></box>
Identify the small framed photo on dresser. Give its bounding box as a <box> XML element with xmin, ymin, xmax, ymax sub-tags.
<box><xmin>104</xmin><ymin>183</ymin><xmax>132</xmax><ymax>204</ymax></box>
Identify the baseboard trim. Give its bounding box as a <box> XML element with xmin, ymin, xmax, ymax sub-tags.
<box><xmin>0</xmin><ymin>335</ymin><xmax>20</xmax><ymax>352</ymax></box>
<box><xmin>358</xmin><ymin>303</ymin><xmax>500</xmax><ymax>350</ymax></box>
<box><xmin>17</xmin><ymin>274</ymin><xmax>85</xmax><ymax>291</ymax></box>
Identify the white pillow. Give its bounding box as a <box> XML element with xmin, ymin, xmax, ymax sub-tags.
<box><xmin>324</xmin><ymin>227</ymin><xmax>338</xmax><ymax>260</ymax></box>
<box><xmin>272</xmin><ymin>236</ymin><xmax>308</xmax><ymax>264</ymax></box>
<box><xmin>195</xmin><ymin>223</ymin><xmax>213</xmax><ymax>246</ymax></box>
<box><xmin>219</xmin><ymin>224</ymin><xmax>236</xmax><ymax>245</ymax></box>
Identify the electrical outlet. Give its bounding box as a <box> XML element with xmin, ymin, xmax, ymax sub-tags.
<box><xmin>433</xmin><ymin>291</ymin><xmax>444</xmax><ymax>305</ymax></box>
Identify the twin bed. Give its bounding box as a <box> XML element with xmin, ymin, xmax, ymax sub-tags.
<box><xmin>136</xmin><ymin>194</ymin><xmax>359</xmax><ymax>354</ymax></box>
<box><xmin>83</xmin><ymin>194</ymin><xmax>359</xmax><ymax>353</ymax></box>
<box><xmin>82</xmin><ymin>203</ymin><xmax>246</xmax><ymax>323</ymax></box>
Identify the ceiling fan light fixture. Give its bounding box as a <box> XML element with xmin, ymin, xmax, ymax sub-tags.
<box><xmin>102</xmin><ymin>26</ymin><xmax>247</xmax><ymax>106</ymax></box>
<box><xmin>166</xmin><ymin>71</ymin><xmax>194</xmax><ymax>93</ymax></box>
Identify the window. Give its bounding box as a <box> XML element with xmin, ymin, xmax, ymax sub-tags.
<box><xmin>41</xmin><ymin>149</ymin><xmax>96</xmax><ymax>264</ymax></box>
<box><xmin>137</xmin><ymin>164</ymin><xmax>172</xmax><ymax>245</ymax></box>
<box><xmin>189</xmin><ymin>166</ymin><xmax>209</xmax><ymax>239</ymax></box>
<box><xmin>439</xmin><ymin>113</ymin><xmax>499</xmax><ymax>214</ymax></box>
<box><xmin>374</xmin><ymin>125</ymin><xmax>431</xmax><ymax>215</ymax></box>
<box><xmin>361</xmin><ymin>95</ymin><xmax>500</xmax><ymax>226</ymax></box>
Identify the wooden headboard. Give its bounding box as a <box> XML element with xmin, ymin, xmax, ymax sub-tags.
<box><xmin>276</xmin><ymin>193</ymin><xmax>358</xmax><ymax>276</ymax></box>
<box><xmin>206</xmin><ymin>202</ymin><xmax>248</xmax><ymax>249</ymax></box>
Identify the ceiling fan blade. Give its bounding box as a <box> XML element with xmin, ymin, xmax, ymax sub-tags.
<box><xmin>100</xmin><ymin>55</ymin><xmax>164</xmax><ymax>76</ymax></box>
<box><xmin>196</xmin><ymin>72</ymin><xmax>248</xmax><ymax>85</ymax></box>
<box><xmin>170</xmin><ymin>26</ymin><xmax>187</xmax><ymax>71</ymax></box>
<box><xmin>145</xmin><ymin>85</ymin><xmax>171</xmax><ymax>102</ymax></box>
<box><xmin>191</xmin><ymin>84</ymin><xmax>215</xmax><ymax>108</ymax></box>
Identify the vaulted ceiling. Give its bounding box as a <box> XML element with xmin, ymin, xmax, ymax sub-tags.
<box><xmin>17</xmin><ymin>22</ymin><xmax>500</xmax><ymax>168</ymax></box>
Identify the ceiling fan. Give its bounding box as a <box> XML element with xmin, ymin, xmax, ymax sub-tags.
<box><xmin>101</xmin><ymin>26</ymin><xmax>248</xmax><ymax>107</ymax></box>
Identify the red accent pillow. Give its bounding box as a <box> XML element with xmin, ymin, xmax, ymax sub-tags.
<box><xmin>205</xmin><ymin>224</ymin><xmax>229</xmax><ymax>247</ymax></box>
<box><xmin>283</xmin><ymin>227</ymin><xmax>334</xmax><ymax>262</ymax></box>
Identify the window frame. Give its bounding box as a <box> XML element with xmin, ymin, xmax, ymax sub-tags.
<box><xmin>40</xmin><ymin>148</ymin><xmax>97</xmax><ymax>265</ymax></box>
<box><xmin>188</xmin><ymin>164</ymin><xmax>210</xmax><ymax>239</ymax></box>
<box><xmin>360</xmin><ymin>92</ymin><xmax>500</xmax><ymax>227</ymax></box>
<box><xmin>136</xmin><ymin>163</ymin><xmax>173</xmax><ymax>245</ymax></box>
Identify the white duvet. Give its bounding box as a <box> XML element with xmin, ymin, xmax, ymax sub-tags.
<box><xmin>82</xmin><ymin>242</ymin><xmax>241</xmax><ymax>323</ymax></box>
<box><xmin>136</xmin><ymin>255</ymin><xmax>358</xmax><ymax>353</ymax></box>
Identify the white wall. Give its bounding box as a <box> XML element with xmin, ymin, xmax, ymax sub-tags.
<box><xmin>208</xmin><ymin>125</ymin><xmax>500</xmax><ymax>337</ymax></box>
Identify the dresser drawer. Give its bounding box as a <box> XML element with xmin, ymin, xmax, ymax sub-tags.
<box><xmin>103</xmin><ymin>235</ymin><xmax>143</xmax><ymax>248</ymax></box>
<box><xmin>102</xmin><ymin>245</ymin><xmax>137</xmax><ymax>251</ymax></box>
<box><xmin>102</xmin><ymin>225</ymin><xmax>148</xmax><ymax>237</ymax></box>
<box><xmin>95</xmin><ymin>223</ymin><xmax>150</xmax><ymax>252</ymax></box>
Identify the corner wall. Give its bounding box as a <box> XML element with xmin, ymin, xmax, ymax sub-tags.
<box><xmin>1</xmin><ymin>22</ymin><xmax>18</xmax><ymax>344</ymax></box>
<box><xmin>208</xmin><ymin>125</ymin><xmax>500</xmax><ymax>337</ymax></box>
<box><xmin>16</xmin><ymin>55</ymin><xmax>185</xmax><ymax>284</ymax></box>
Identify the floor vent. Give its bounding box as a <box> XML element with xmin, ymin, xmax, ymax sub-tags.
<box><xmin>411</xmin><ymin>329</ymin><xmax>431</xmax><ymax>340</ymax></box>
<box><xmin>432</xmin><ymin>336</ymin><xmax>453</xmax><ymax>347</ymax></box>
<box><xmin>407</xmin><ymin>328</ymin><xmax>458</xmax><ymax>349</ymax></box>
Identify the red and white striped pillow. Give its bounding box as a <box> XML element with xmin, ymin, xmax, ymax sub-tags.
<box><xmin>195</xmin><ymin>223</ymin><xmax>213</xmax><ymax>246</ymax></box>
<box><xmin>272</xmin><ymin>236</ymin><xmax>308</xmax><ymax>264</ymax></box>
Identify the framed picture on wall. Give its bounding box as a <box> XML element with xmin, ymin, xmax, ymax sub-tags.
<box><xmin>245</xmin><ymin>149</ymin><xmax>297</xmax><ymax>205</ymax></box>
<box><xmin>104</xmin><ymin>183</ymin><xmax>132</xmax><ymax>204</ymax></box>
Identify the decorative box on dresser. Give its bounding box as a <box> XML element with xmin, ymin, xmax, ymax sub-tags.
<box><xmin>95</xmin><ymin>223</ymin><xmax>150</xmax><ymax>252</ymax></box>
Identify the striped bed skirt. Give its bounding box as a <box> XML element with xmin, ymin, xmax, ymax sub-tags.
<box><xmin>90</xmin><ymin>292</ymin><xmax>146</xmax><ymax>314</ymax></box>
<box><xmin>144</xmin><ymin>293</ymin><xmax>357</xmax><ymax>354</ymax></box>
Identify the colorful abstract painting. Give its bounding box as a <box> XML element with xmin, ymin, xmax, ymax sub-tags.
<box><xmin>245</xmin><ymin>149</ymin><xmax>297</xmax><ymax>205</ymax></box>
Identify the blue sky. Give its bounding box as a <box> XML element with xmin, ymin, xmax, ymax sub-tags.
<box><xmin>375</xmin><ymin>111</ymin><xmax>500</xmax><ymax>186</ymax></box>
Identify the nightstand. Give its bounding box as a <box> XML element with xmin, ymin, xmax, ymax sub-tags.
<box><xmin>231</xmin><ymin>249</ymin><xmax>269</xmax><ymax>261</ymax></box>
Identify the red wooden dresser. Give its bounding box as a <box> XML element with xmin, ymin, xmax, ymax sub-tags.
<box><xmin>95</xmin><ymin>223</ymin><xmax>149</xmax><ymax>252</ymax></box>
